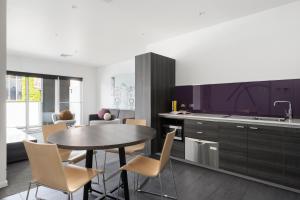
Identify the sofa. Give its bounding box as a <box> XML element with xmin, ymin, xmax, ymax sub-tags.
<box><xmin>89</xmin><ymin>109</ymin><xmax>135</xmax><ymax>126</ymax></box>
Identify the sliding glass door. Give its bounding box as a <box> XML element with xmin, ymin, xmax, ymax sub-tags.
<box><xmin>6</xmin><ymin>72</ymin><xmax>82</xmax><ymax>129</ymax></box>
<box><xmin>59</xmin><ymin>79</ymin><xmax>82</xmax><ymax>125</ymax></box>
<box><xmin>6</xmin><ymin>75</ymin><xmax>26</xmax><ymax>128</ymax></box>
<box><xmin>69</xmin><ymin>80</ymin><xmax>82</xmax><ymax>125</ymax></box>
<box><xmin>6</xmin><ymin>76</ymin><xmax>43</xmax><ymax>129</ymax></box>
<box><xmin>28</xmin><ymin>77</ymin><xmax>43</xmax><ymax>127</ymax></box>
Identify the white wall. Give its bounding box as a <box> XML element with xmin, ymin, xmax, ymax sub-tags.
<box><xmin>147</xmin><ymin>1</ymin><xmax>300</xmax><ymax>86</ymax></box>
<box><xmin>0</xmin><ymin>0</ymin><xmax>7</xmax><ymax>188</ymax></box>
<box><xmin>97</xmin><ymin>59</ymin><xmax>135</xmax><ymax>109</ymax></box>
<box><xmin>7</xmin><ymin>54</ymin><xmax>98</xmax><ymax>125</ymax></box>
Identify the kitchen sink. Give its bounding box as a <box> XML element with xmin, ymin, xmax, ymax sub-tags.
<box><xmin>252</xmin><ymin>116</ymin><xmax>286</xmax><ymax>122</ymax></box>
<box><xmin>229</xmin><ymin>115</ymin><xmax>286</xmax><ymax>122</ymax></box>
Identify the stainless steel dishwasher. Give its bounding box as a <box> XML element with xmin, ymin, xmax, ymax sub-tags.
<box><xmin>185</xmin><ymin>137</ymin><xmax>219</xmax><ymax>168</ymax></box>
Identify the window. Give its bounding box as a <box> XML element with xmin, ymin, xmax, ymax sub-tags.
<box><xmin>6</xmin><ymin>72</ymin><xmax>83</xmax><ymax>129</ymax></box>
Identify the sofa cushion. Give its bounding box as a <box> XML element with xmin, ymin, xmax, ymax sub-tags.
<box><xmin>118</xmin><ymin>110</ymin><xmax>135</xmax><ymax>123</ymax></box>
<box><xmin>109</xmin><ymin>109</ymin><xmax>120</xmax><ymax>119</ymax></box>
<box><xmin>59</xmin><ymin>110</ymin><xmax>73</xmax><ymax>120</ymax></box>
<box><xmin>98</xmin><ymin>108</ymin><xmax>110</xmax><ymax>119</ymax></box>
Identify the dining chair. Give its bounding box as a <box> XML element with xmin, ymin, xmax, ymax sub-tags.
<box><xmin>118</xmin><ymin>130</ymin><xmax>178</xmax><ymax>199</ymax></box>
<box><xmin>23</xmin><ymin>140</ymin><xmax>106</xmax><ymax>200</ymax></box>
<box><xmin>42</xmin><ymin>123</ymin><xmax>86</xmax><ymax>164</ymax></box>
<box><xmin>101</xmin><ymin>119</ymin><xmax>147</xmax><ymax>184</ymax></box>
<box><xmin>71</xmin><ymin>125</ymin><xmax>102</xmax><ymax>185</ymax></box>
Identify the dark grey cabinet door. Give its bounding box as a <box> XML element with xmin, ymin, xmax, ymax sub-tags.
<box><xmin>247</xmin><ymin>125</ymin><xmax>285</xmax><ymax>184</ymax></box>
<box><xmin>171</xmin><ymin>140</ymin><xmax>185</xmax><ymax>159</ymax></box>
<box><xmin>184</xmin><ymin>119</ymin><xmax>218</xmax><ymax>141</ymax></box>
<box><xmin>283</xmin><ymin>128</ymin><xmax>300</xmax><ymax>189</ymax></box>
<box><xmin>218</xmin><ymin>123</ymin><xmax>247</xmax><ymax>174</ymax></box>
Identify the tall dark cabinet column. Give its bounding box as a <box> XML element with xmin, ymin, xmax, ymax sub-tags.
<box><xmin>135</xmin><ymin>52</ymin><xmax>175</xmax><ymax>153</ymax></box>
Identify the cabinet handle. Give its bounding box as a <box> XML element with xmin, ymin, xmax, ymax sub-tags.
<box><xmin>249</xmin><ymin>127</ymin><xmax>259</xmax><ymax>130</ymax></box>
<box><xmin>196</xmin><ymin>131</ymin><xmax>203</xmax><ymax>134</ymax></box>
<box><xmin>236</xmin><ymin>125</ymin><xmax>245</xmax><ymax>129</ymax></box>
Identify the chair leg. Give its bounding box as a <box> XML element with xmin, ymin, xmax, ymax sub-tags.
<box><xmin>94</xmin><ymin>152</ymin><xmax>100</xmax><ymax>184</ymax></box>
<box><xmin>136</xmin><ymin>174</ymin><xmax>140</xmax><ymax>190</ymax></box>
<box><xmin>25</xmin><ymin>182</ymin><xmax>32</xmax><ymax>200</ymax></box>
<box><xmin>133</xmin><ymin>173</ymin><xmax>136</xmax><ymax>193</ymax></box>
<box><xmin>103</xmin><ymin>151</ymin><xmax>107</xmax><ymax>180</ymax></box>
<box><xmin>35</xmin><ymin>185</ymin><xmax>39</xmax><ymax>199</ymax></box>
<box><xmin>169</xmin><ymin>160</ymin><xmax>178</xmax><ymax>199</ymax></box>
<box><xmin>102</xmin><ymin>173</ymin><xmax>107</xmax><ymax>197</ymax></box>
<box><xmin>116</xmin><ymin>173</ymin><xmax>122</xmax><ymax>198</ymax></box>
<box><xmin>158</xmin><ymin>174</ymin><xmax>163</xmax><ymax>200</ymax></box>
<box><xmin>67</xmin><ymin>192</ymin><xmax>74</xmax><ymax>200</ymax></box>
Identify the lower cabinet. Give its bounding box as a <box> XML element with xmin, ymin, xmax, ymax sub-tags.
<box><xmin>170</xmin><ymin>140</ymin><xmax>185</xmax><ymax>159</ymax></box>
<box><xmin>169</xmin><ymin>118</ymin><xmax>300</xmax><ymax>190</ymax></box>
<box><xmin>283</xmin><ymin>128</ymin><xmax>300</xmax><ymax>188</ymax></box>
<box><xmin>218</xmin><ymin>123</ymin><xmax>247</xmax><ymax>174</ymax></box>
<box><xmin>247</xmin><ymin>125</ymin><xmax>285</xmax><ymax>184</ymax></box>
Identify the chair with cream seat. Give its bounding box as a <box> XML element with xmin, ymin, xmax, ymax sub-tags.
<box><xmin>118</xmin><ymin>130</ymin><xmax>178</xmax><ymax>199</ymax></box>
<box><xmin>23</xmin><ymin>140</ymin><xmax>105</xmax><ymax>200</ymax></box>
<box><xmin>102</xmin><ymin>119</ymin><xmax>147</xmax><ymax>184</ymax></box>
<box><xmin>42</xmin><ymin>123</ymin><xmax>86</xmax><ymax>164</ymax></box>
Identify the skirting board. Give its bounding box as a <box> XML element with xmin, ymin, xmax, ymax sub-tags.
<box><xmin>0</xmin><ymin>180</ymin><xmax>8</xmax><ymax>188</ymax></box>
<box><xmin>165</xmin><ymin>154</ymin><xmax>300</xmax><ymax>194</ymax></box>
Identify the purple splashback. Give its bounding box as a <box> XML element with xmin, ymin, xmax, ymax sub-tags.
<box><xmin>175</xmin><ymin>79</ymin><xmax>300</xmax><ymax>118</ymax></box>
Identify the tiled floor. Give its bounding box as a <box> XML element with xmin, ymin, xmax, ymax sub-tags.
<box><xmin>2</xmin><ymin>131</ymin><xmax>300</xmax><ymax>200</ymax></box>
<box><xmin>2</xmin><ymin>157</ymin><xmax>300</xmax><ymax>200</ymax></box>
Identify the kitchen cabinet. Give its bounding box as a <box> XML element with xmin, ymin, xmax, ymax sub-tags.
<box><xmin>171</xmin><ymin>140</ymin><xmax>185</xmax><ymax>159</ymax></box>
<box><xmin>135</xmin><ymin>53</ymin><xmax>175</xmax><ymax>153</ymax></box>
<box><xmin>283</xmin><ymin>128</ymin><xmax>300</xmax><ymax>188</ymax></box>
<box><xmin>184</xmin><ymin>119</ymin><xmax>218</xmax><ymax>141</ymax></box>
<box><xmin>161</xmin><ymin>117</ymin><xmax>300</xmax><ymax>190</ymax></box>
<box><xmin>247</xmin><ymin>125</ymin><xmax>285</xmax><ymax>184</ymax></box>
<box><xmin>218</xmin><ymin>122</ymin><xmax>247</xmax><ymax>174</ymax></box>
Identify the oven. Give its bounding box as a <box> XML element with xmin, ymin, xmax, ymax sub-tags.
<box><xmin>163</xmin><ymin>125</ymin><xmax>183</xmax><ymax>141</ymax></box>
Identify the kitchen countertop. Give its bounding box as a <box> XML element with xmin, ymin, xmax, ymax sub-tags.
<box><xmin>159</xmin><ymin>113</ymin><xmax>300</xmax><ymax>128</ymax></box>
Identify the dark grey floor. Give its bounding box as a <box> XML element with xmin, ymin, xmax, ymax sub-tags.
<box><xmin>2</xmin><ymin>150</ymin><xmax>300</xmax><ymax>200</ymax></box>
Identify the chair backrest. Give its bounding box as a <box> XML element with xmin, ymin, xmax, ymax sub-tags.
<box><xmin>23</xmin><ymin>140</ymin><xmax>68</xmax><ymax>191</ymax></box>
<box><xmin>42</xmin><ymin>123</ymin><xmax>67</xmax><ymax>142</ymax></box>
<box><xmin>42</xmin><ymin>123</ymin><xmax>71</xmax><ymax>161</ymax></box>
<box><xmin>125</xmin><ymin>119</ymin><xmax>147</xmax><ymax>126</ymax></box>
<box><xmin>159</xmin><ymin>130</ymin><xmax>176</xmax><ymax>171</ymax></box>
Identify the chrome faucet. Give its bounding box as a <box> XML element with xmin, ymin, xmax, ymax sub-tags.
<box><xmin>273</xmin><ymin>101</ymin><xmax>292</xmax><ymax>120</ymax></box>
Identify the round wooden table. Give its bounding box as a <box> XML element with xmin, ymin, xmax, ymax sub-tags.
<box><xmin>48</xmin><ymin>124</ymin><xmax>156</xmax><ymax>200</ymax></box>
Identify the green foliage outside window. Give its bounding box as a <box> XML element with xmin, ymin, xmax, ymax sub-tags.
<box><xmin>20</xmin><ymin>77</ymin><xmax>42</xmax><ymax>102</ymax></box>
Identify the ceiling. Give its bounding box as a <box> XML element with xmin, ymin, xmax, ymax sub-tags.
<box><xmin>7</xmin><ymin>0</ymin><xmax>299</xmax><ymax>67</ymax></box>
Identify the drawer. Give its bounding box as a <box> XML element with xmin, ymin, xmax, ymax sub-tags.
<box><xmin>184</xmin><ymin>119</ymin><xmax>218</xmax><ymax>131</ymax></box>
<box><xmin>185</xmin><ymin>128</ymin><xmax>218</xmax><ymax>141</ymax></box>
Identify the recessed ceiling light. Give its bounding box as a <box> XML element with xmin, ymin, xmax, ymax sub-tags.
<box><xmin>60</xmin><ymin>54</ymin><xmax>73</xmax><ymax>58</ymax></box>
<box><xmin>199</xmin><ymin>11</ymin><xmax>206</xmax><ymax>16</ymax></box>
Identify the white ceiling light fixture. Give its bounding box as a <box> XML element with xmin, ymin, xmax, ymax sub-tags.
<box><xmin>60</xmin><ymin>54</ymin><xmax>73</xmax><ymax>58</ymax></box>
<box><xmin>199</xmin><ymin>11</ymin><xmax>206</xmax><ymax>16</ymax></box>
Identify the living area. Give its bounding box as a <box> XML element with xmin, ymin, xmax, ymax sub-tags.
<box><xmin>2</xmin><ymin>0</ymin><xmax>300</xmax><ymax>200</ymax></box>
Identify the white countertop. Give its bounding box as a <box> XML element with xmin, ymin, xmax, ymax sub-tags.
<box><xmin>159</xmin><ymin>113</ymin><xmax>300</xmax><ymax>128</ymax></box>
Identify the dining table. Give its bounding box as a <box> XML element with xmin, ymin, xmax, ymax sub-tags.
<box><xmin>47</xmin><ymin>124</ymin><xmax>156</xmax><ymax>200</ymax></box>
